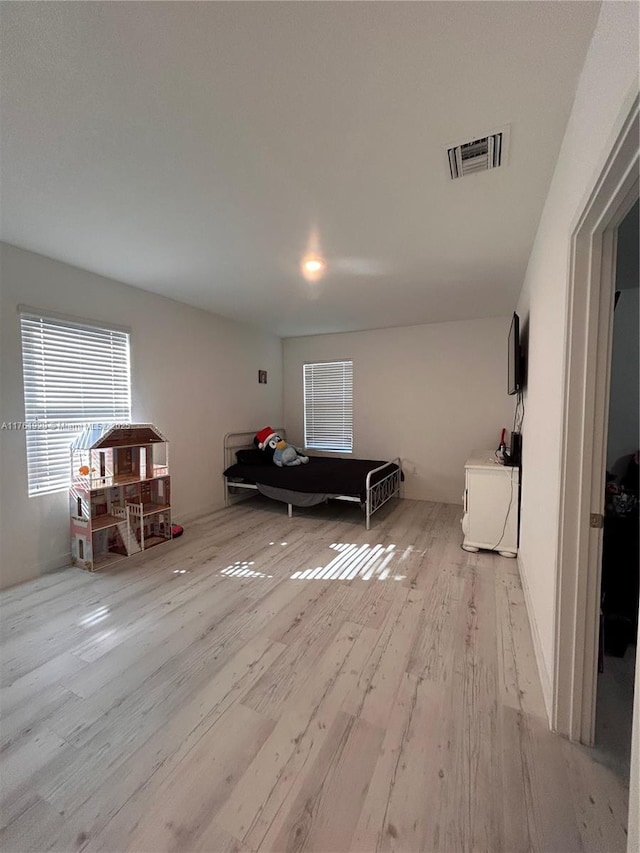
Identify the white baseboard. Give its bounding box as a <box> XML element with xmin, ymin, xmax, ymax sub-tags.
<box><xmin>0</xmin><ymin>550</ymin><xmax>73</xmax><ymax>590</ymax></box>
<box><xmin>517</xmin><ymin>552</ymin><xmax>553</xmax><ymax>725</ymax></box>
<box><xmin>33</xmin><ymin>551</ymin><xmax>71</xmax><ymax>577</ymax></box>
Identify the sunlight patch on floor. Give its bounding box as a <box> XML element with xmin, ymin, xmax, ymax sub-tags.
<box><xmin>291</xmin><ymin>543</ymin><xmax>407</xmax><ymax>582</ymax></box>
<box><xmin>79</xmin><ymin>606</ymin><xmax>110</xmax><ymax>627</ymax></box>
<box><xmin>221</xmin><ymin>560</ymin><xmax>273</xmax><ymax>579</ymax></box>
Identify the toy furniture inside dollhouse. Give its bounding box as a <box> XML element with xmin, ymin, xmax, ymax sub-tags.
<box><xmin>70</xmin><ymin>424</ymin><xmax>172</xmax><ymax>571</ymax></box>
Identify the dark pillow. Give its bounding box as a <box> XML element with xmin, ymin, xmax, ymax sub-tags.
<box><xmin>236</xmin><ymin>448</ymin><xmax>270</xmax><ymax>466</ymax></box>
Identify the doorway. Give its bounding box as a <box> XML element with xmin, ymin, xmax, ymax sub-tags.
<box><xmin>553</xmin><ymin>93</ymin><xmax>638</xmax><ymax>748</ymax></box>
<box><xmin>595</xmin><ymin>199</ymin><xmax>639</xmax><ymax>780</ymax></box>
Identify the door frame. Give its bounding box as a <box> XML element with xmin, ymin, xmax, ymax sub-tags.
<box><xmin>553</xmin><ymin>94</ymin><xmax>639</xmax><ymax>744</ymax></box>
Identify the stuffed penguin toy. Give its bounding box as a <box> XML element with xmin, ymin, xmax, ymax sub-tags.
<box><xmin>255</xmin><ymin>427</ymin><xmax>309</xmax><ymax>467</ymax></box>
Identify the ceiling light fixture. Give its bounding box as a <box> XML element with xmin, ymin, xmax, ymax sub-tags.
<box><xmin>304</xmin><ymin>258</ymin><xmax>323</xmax><ymax>273</ymax></box>
<box><xmin>301</xmin><ymin>253</ymin><xmax>326</xmax><ymax>281</ymax></box>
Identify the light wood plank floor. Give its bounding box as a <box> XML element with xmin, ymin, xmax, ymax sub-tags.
<box><xmin>0</xmin><ymin>497</ymin><xmax>630</xmax><ymax>853</ymax></box>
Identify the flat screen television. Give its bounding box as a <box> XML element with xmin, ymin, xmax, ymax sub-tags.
<box><xmin>508</xmin><ymin>312</ymin><xmax>521</xmax><ymax>395</ymax></box>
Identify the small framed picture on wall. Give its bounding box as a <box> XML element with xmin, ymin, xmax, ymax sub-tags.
<box><xmin>258</xmin><ymin>370</ymin><xmax>268</xmax><ymax>384</ymax></box>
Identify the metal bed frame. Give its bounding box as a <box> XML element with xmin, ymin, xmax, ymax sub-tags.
<box><xmin>223</xmin><ymin>430</ymin><xmax>402</xmax><ymax>530</ymax></box>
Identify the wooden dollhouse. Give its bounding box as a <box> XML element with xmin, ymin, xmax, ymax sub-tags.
<box><xmin>70</xmin><ymin>424</ymin><xmax>172</xmax><ymax>571</ymax></box>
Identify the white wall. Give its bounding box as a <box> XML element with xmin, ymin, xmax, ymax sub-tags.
<box><xmin>0</xmin><ymin>243</ymin><xmax>283</xmax><ymax>589</ymax></box>
<box><xmin>512</xmin><ymin>4</ymin><xmax>639</xmax><ymax>844</ymax></box>
<box><xmin>607</xmin><ymin>288</ymin><xmax>639</xmax><ymax>469</ymax></box>
<box><xmin>514</xmin><ymin>0</ymin><xmax>638</xmax><ymax>712</ymax></box>
<box><xmin>283</xmin><ymin>316</ymin><xmax>515</xmax><ymax>505</ymax></box>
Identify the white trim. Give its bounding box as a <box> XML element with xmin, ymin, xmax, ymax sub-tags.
<box><xmin>554</xmin><ymin>93</ymin><xmax>639</xmax><ymax>744</ymax></box>
<box><xmin>518</xmin><ymin>552</ymin><xmax>552</xmax><ymax>721</ymax></box>
<box><xmin>41</xmin><ymin>550</ymin><xmax>73</xmax><ymax>575</ymax></box>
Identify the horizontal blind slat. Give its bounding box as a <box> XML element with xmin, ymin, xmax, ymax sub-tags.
<box><xmin>20</xmin><ymin>313</ymin><xmax>132</xmax><ymax>495</ymax></box>
<box><xmin>303</xmin><ymin>360</ymin><xmax>353</xmax><ymax>453</ymax></box>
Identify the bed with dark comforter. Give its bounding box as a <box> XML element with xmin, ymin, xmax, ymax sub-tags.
<box><xmin>223</xmin><ymin>431</ymin><xmax>402</xmax><ymax>529</ymax></box>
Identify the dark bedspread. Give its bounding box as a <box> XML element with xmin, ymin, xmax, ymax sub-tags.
<box><xmin>223</xmin><ymin>456</ymin><xmax>400</xmax><ymax>500</ymax></box>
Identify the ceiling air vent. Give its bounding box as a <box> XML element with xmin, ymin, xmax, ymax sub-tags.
<box><xmin>447</xmin><ymin>127</ymin><xmax>509</xmax><ymax>180</ymax></box>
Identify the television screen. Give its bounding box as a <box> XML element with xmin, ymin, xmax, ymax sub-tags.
<box><xmin>508</xmin><ymin>312</ymin><xmax>520</xmax><ymax>395</ymax></box>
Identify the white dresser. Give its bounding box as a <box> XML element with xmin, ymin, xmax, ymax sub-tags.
<box><xmin>461</xmin><ymin>451</ymin><xmax>519</xmax><ymax>558</ymax></box>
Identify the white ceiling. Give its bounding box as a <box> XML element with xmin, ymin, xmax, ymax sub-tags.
<box><xmin>1</xmin><ymin>1</ymin><xmax>600</xmax><ymax>337</ymax></box>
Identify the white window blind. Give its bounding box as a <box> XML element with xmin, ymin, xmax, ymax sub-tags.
<box><xmin>19</xmin><ymin>311</ymin><xmax>131</xmax><ymax>496</ymax></box>
<box><xmin>303</xmin><ymin>360</ymin><xmax>353</xmax><ymax>453</ymax></box>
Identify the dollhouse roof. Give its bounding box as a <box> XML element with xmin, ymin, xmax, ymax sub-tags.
<box><xmin>70</xmin><ymin>423</ymin><xmax>167</xmax><ymax>450</ymax></box>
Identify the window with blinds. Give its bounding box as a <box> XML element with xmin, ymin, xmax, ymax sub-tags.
<box><xmin>303</xmin><ymin>360</ymin><xmax>353</xmax><ymax>453</ymax></box>
<box><xmin>19</xmin><ymin>311</ymin><xmax>132</xmax><ymax>496</ymax></box>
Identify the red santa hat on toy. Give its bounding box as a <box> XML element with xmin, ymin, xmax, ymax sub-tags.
<box><xmin>256</xmin><ymin>426</ymin><xmax>278</xmax><ymax>449</ymax></box>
